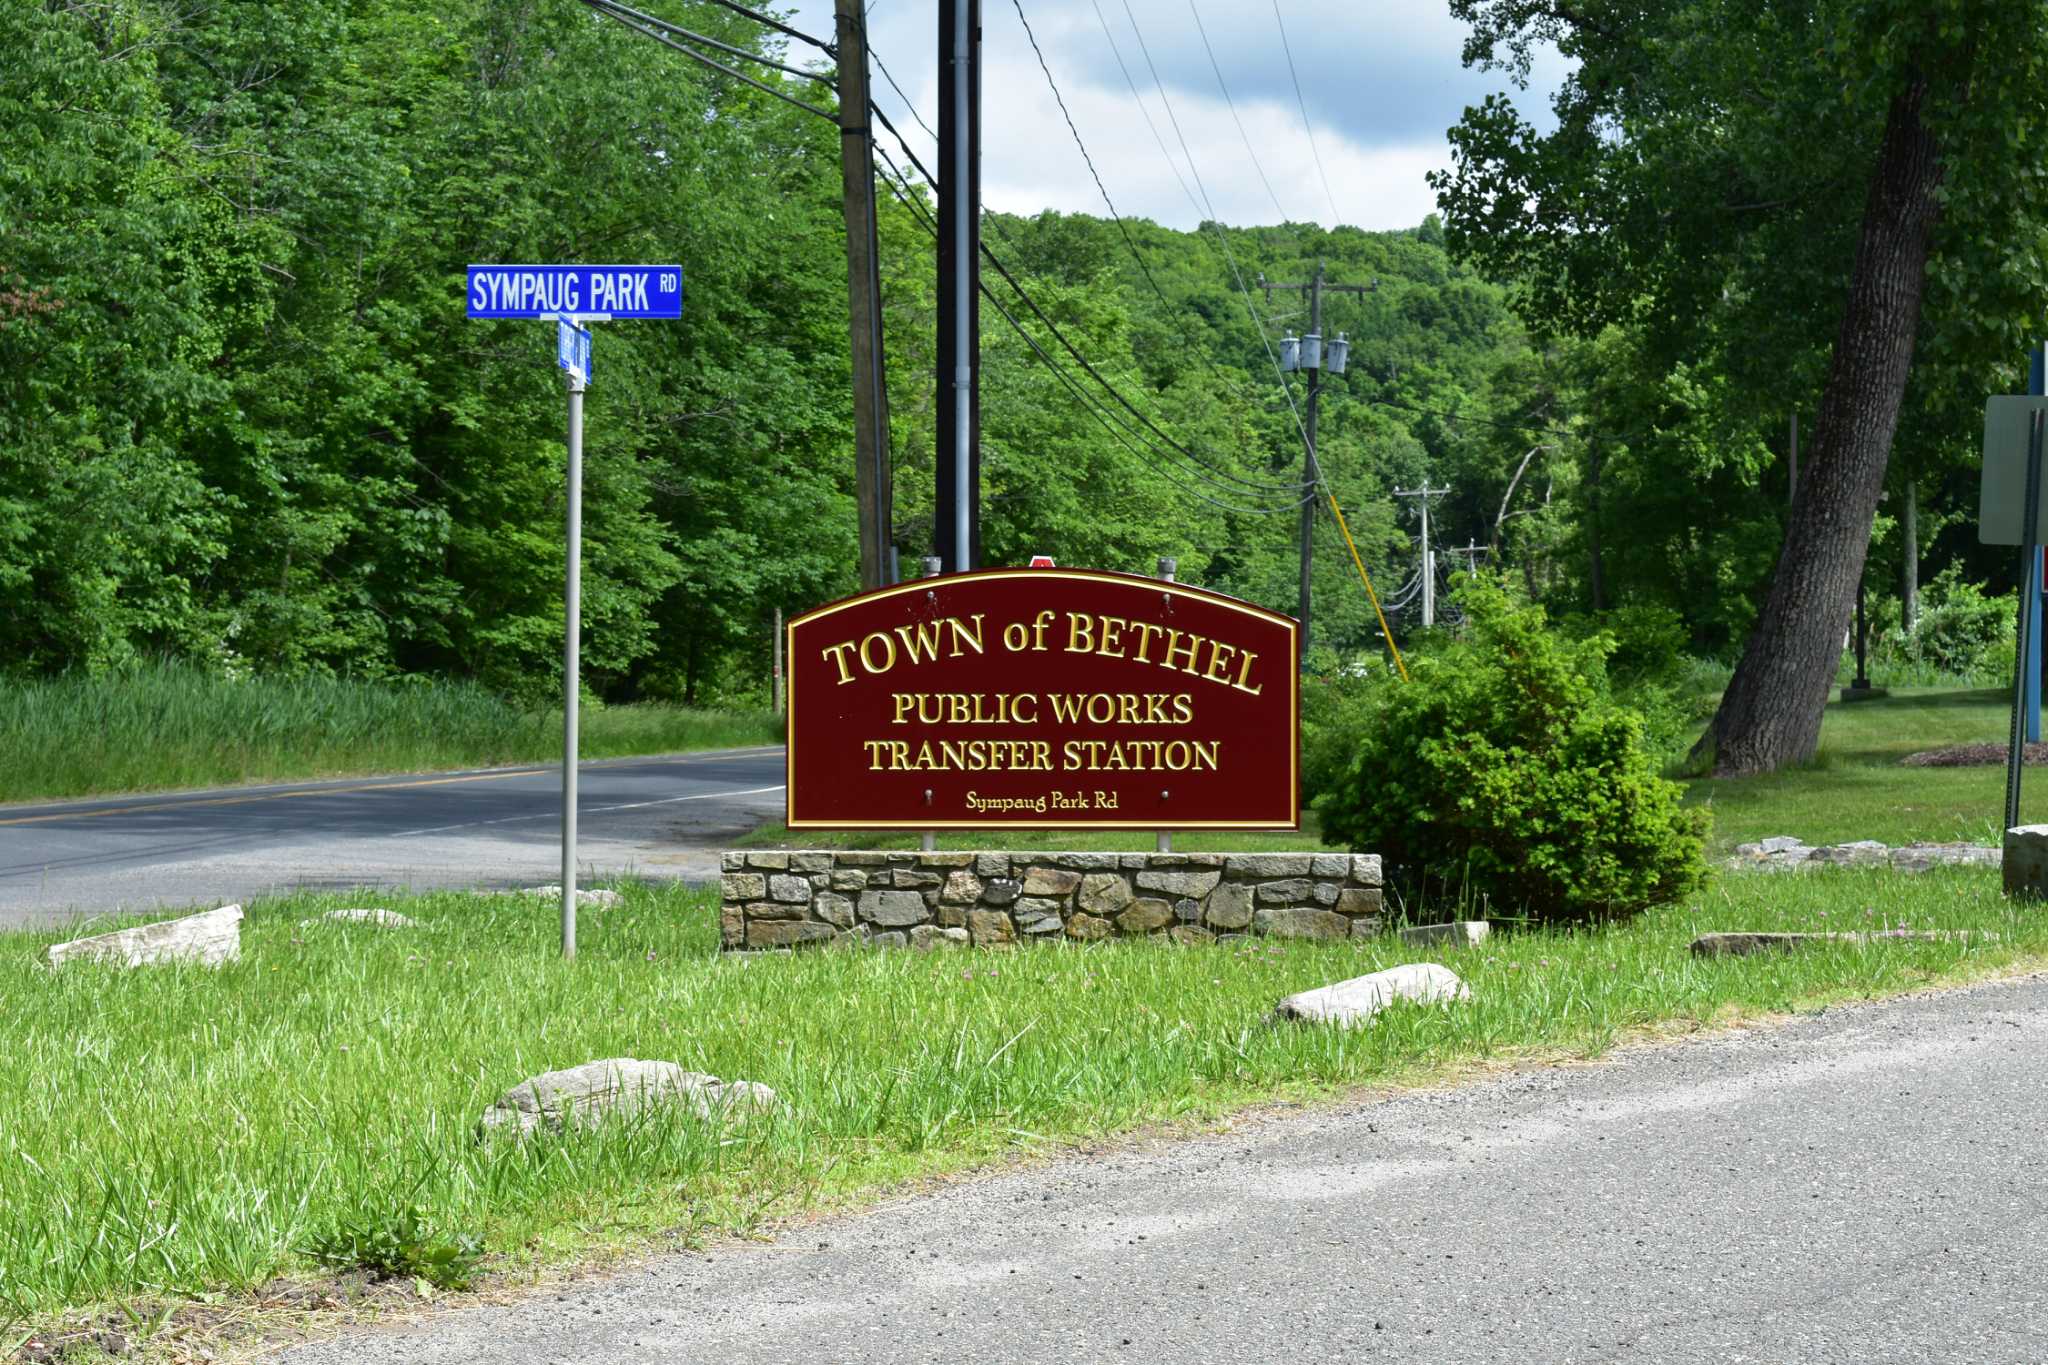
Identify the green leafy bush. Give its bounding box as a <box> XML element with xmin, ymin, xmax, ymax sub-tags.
<box><xmin>1313</xmin><ymin>577</ymin><xmax>1708</xmax><ymax>925</ymax></box>
<box><xmin>307</xmin><ymin>1203</ymin><xmax>483</xmax><ymax>1290</ymax></box>
<box><xmin>1866</xmin><ymin>565</ymin><xmax>2014</xmax><ymax>685</ymax></box>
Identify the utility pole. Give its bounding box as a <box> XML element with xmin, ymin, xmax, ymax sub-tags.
<box><xmin>835</xmin><ymin>0</ymin><xmax>892</xmax><ymax>590</ymax></box>
<box><xmin>935</xmin><ymin>0</ymin><xmax>981</xmax><ymax>573</ymax></box>
<box><xmin>1394</xmin><ymin>484</ymin><xmax>1450</xmax><ymax>627</ymax></box>
<box><xmin>1449</xmin><ymin>540</ymin><xmax>1487</xmax><ymax>575</ymax></box>
<box><xmin>1265</xmin><ymin>263</ymin><xmax>1370</xmax><ymax>661</ymax></box>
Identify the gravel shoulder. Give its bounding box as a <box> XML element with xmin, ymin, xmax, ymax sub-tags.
<box><xmin>269</xmin><ymin>972</ymin><xmax>2048</xmax><ymax>1365</ymax></box>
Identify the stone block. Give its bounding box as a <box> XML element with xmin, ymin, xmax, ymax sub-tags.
<box><xmin>1078</xmin><ymin>874</ymin><xmax>1135</xmax><ymax>915</ymax></box>
<box><xmin>1117</xmin><ymin>898</ymin><xmax>1175</xmax><ymax>933</ymax></box>
<box><xmin>831</xmin><ymin>869</ymin><xmax>868</xmax><ymax>892</ymax></box>
<box><xmin>1016</xmin><ymin>906</ymin><xmax>1065</xmax><ymax>935</ymax></box>
<box><xmin>745</xmin><ymin>852</ymin><xmax>789</xmax><ymax>870</ymax></box>
<box><xmin>1050</xmin><ymin>852</ymin><xmax>1121</xmax><ymax>870</ymax></box>
<box><xmin>937</xmin><ymin>903</ymin><xmax>967</xmax><ymax>927</ymax></box>
<box><xmin>721</xmin><ymin>852</ymin><xmax>744</xmax><ymax>871</ymax></box>
<box><xmin>1136</xmin><ymin>869</ymin><xmax>1222</xmax><ymax>898</ymax></box>
<box><xmin>2005</xmin><ymin>825</ymin><xmax>2048</xmax><ymax>899</ymax></box>
<box><xmin>1255</xmin><ymin>878</ymin><xmax>1314</xmax><ymax>904</ymax></box>
<box><xmin>721</xmin><ymin>872</ymin><xmax>766</xmax><ymax>901</ymax></box>
<box><xmin>1349</xmin><ymin>917</ymin><xmax>1380</xmax><ymax>939</ymax></box>
<box><xmin>1121</xmin><ymin>854</ymin><xmax>1148</xmax><ymax>869</ymax></box>
<box><xmin>1066</xmin><ymin>913</ymin><xmax>1112</xmax><ymax>941</ymax></box>
<box><xmin>967</xmin><ymin>909</ymin><xmax>1016</xmax><ymax>946</ymax></box>
<box><xmin>1312</xmin><ymin>882</ymin><xmax>1340</xmax><ymax>906</ymax></box>
<box><xmin>1022</xmin><ymin>867</ymin><xmax>1083</xmax><ymax>897</ymax></box>
<box><xmin>747</xmin><ymin>920</ymin><xmax>838</xmax><ymax>950</ymax></box>
<box><xmin>1227</xmin><ymin>854</ymin><xmax>1313</xmax><ymax>878</ymax></box>
<box><xmin>789</xmin><ymin>851</ymin><xmax>833</xmax><ymax>873</ymax></box>
<box><xmin>866</xmin><ymin>930</ymin><xmax>907</xmax><ymax>949</ymax></box>
<box><xmin>910</xmin><ymin>924</ymin><xmax>970</xmax><ymax>950</ymax></box>
<box><xmin>941</xmin><ymin>871</ymin><xmax>984</xmax><ymax>904</ymax></box>
<box><xmin>1169</xmin><ymin>925</ymin><xmax>1216</xmax><ymax>946</ymax></box>
<box><xmin>919</xmin><ymin>852</ymin><xmax>977</xmax><ymax>868</ymax></box>
<box><xmin>858</xmin><ymin>890</ymin><xmax>929</xmax><ymax>927</ymax></box>
<box><xmin>1253</xmin><ymin>907</ymin><xmax>1350</xmax><ymax>940</ymax></box>
<box><xmin>1180</xmin><ymin>854</ymin><xmax>1225</xmax><ymax>868</ymax></box>
<box><xmin>747</xmin><ymin>898</ymin><xmax>802</xmax><ymax>921</ymax></box>
<box><xmin>982</xmin><ymin>878</ymin><xmax>1023</xmax><ymax>906</ymax></box>
<box><xmin>1310</xmin><ymin>854</ymin><xmax>1351</xmax><ymax>878</ymax></box>
<box><xmin>1276</xmin><ymin>963</ymin><xmax>1469</xmax><ymax>1027</ymax></box>
<box><xmin>1350</xmin><ymin>854</ymin><xmax>1383</xmax><ymax>885</ymax></box>
<box><xmin>975</xmin><ymin>853</ymin><xmax>1011</xmax><ymax>877</ymax></box>
<box><xmin>813</xmin><ymin>893</ymin><xmax>855</xmax><ymax>929</ymax></box>
<box><xmin>478</xmin><ymin>1059</ymin><xmax>776</xmax><ymax>1138</ymax></box>
<box><xmin>1398</xmin><ymin>920</ymin><xmax>1490</xmax><ymax>949</ymax></box>
<box><xmin>1204</xmin><ymin>882</ymin><xmax>1254</xmax><ymax>930</ymax></box>
<box><xmin>1174</xmin><ymin>897</ymin><xmax>1202</xmax><ymax>922</ymax></box>
<box><xmin>891</xmin><ymin>869</ymin><xmax>942</xmax><ymax>889</ymax></box>
<box><xmin>768</xmin><ymin>874</ymin><xmax>812</xmax><ymax>904</ymax></box>
<box><xmin>720</xmin><ymin>905</ymin><xmax>745</xmax><ymax>949</ymax></box>
<box><xmin>836</xmin><ymin>852</ymin><xmax>892</xmax><ymax>868</ymax></box>
<box><xmin>1336</xmin><ymin>887</ymin><xmax>1384</xmax><ymax>917</ymax></box>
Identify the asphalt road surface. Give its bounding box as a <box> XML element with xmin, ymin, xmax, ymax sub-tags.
<box><xmin>0</xmin><ymin>747</ymin><xmax>786</xmax><ymax>930</ymax></box>
<box><xmin>274</xmin><ymin>974</ymin><xmax>2048</xmax><ymax>1365</ymax></box>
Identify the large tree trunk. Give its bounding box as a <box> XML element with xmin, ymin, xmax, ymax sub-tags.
<box><xmin>1696</xmin><ymin>73</ymin><xmax>1945</xmax><ymax>776</ymax></box>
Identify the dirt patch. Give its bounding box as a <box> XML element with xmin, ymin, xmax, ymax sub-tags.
<box><xmin>1900</xmin><ymin>742</ymin><xmax>2048</xmax><ymax>767</ymax></box>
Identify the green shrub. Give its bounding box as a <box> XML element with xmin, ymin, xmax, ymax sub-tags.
<box><xmin>1867</xmin><ymin>564</ymin><xmax>2014</xmax><ymax>685</ymax></box>
<box><xmin>308</xmin><ymin>1203</ymin><xmax>484</xmax><ymax>1290</ymax></box>
<box><xmin>1312</xmin><ymin>577</ymin><xmax>1708</xmax><ymax>925</ymax></box>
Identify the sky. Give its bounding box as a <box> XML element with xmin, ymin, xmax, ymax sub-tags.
<box><xmin>776</xmin><ymin>0</ymin><xmax>1570</xmax><ymax>233</ymax></box>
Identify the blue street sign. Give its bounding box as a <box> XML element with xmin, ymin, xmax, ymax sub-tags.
<box><xmin>557</xmin><ymin>316</ymin><xmax>591</xmax><ymax>386</ymax></box>
<box><xmin>467</xmin><ymin>264</ymin><xmax>683</xmax><ymax>319</ymax></box>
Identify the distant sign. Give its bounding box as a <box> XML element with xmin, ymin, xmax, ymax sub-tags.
<box><xmin>1980</xmin><ymin>396</ymin><xmax>2048</xmax><ymax>545</ymax></box>
<box><xmin>785</xmin><ymin>569</ymin><xmax>1299</xmax><ymax>829</ymax></box>
<box><xmin>467</xmin><ymin>264</ymin><xmax>683</xmax><ymax>320</ymax></box>
<box><xmin>556</xmin><ymin>316</ymin><xmax>591</xmax><ymax>386</ymax></box>
<box><xmin>1028</xmin><ymin>555</ymin><xmax>1056</xmax><ymax>567</ymax></box>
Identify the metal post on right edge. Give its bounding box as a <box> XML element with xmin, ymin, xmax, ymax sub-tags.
<box><xmin>2007</xmin><ymin>407</ymin><xmax>2044</xmax><ymax>832</ymax></box>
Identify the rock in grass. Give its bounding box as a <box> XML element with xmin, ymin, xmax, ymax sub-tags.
<box><xmin>46</xmin><ymin>905</ymin><xmax>242</xmax><ymax>969</ymax></box>
<box><xmin>1690</xmin><ymin>930</ymin><xmax>1994</xmax><ymax>957</ymax></box>
<box><xmin>511</xmin><ymin>886</ymin><xmax>624</xmax><ymax>909</ymax></box>
<box><xmin>302</xmin><ymin>909</ymin><xmax>416</xmax><ymax>929</ymax></box>
<box><xmin>1275</xmin><ymin>963</ymin><xmax>1470</xmax><ymax>1028</ymax></box>
<box><xmin>478</xmin><ymin>1059</ymin><xmax>778</xmax><ymax>1138</ymax></box>
<box><xmin>1397</xmin><ymin>920</ymin><xmax>1491</xmax><ymax>949</ymax></box>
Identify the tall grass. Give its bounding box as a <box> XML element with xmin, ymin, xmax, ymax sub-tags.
<box><xmin>0</xmin><ymin>869</ymin><xmax>2038</xmax><ymax>1321</ymax></box>
<box><xmin>0</xmin><ymin>662</ymin><xmax>780</xmax><ymax>803</ymax></box>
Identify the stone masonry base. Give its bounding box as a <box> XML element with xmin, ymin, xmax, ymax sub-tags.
<box><xmin>719</xmin><ymin>851</ymin><xmax>1383</xmax><ymax>951</ymax></box>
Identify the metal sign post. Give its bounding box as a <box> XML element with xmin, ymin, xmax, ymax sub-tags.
<box><xmin>468</xmin><ymin>265</ymin><xmax>683</xmax><ymax>960</ymax></box>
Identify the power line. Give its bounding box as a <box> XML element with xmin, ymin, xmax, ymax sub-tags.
<box><xmin>580</xmin><ymin>0</ymin><xmax>837</xmax><ymax>122</ymax></box>
<box><xmin>871</xmin><ymin>110</ymin><xmax>1307</xmax><ymax>498</ymax></box>
<box><xmin>1271</xmin><ymin>0</ymin><xmax>1339</xmax><ymax>224</ymax></box>
<box><xmin>695</xmin><ymin>0</ymin><xmax>835</xmax><ymax>52</ymax></box>
<box><xmin>1186</xmin><ymin>0</ymin><xmax>1288</xmax><ymax>221</ymax></box>
<box><xmin>584</xmin><ymin>0</ymin><xmax>833</xmax><ymax>84</ymax></box>
<box><xmin>1007</xmin><ymin>0</ymin><xmax>1179</xmax><ymax>321</ymax></box>
<box><xmin>873</xmin><ymin>146</ymin><xmax>1312</xmax><ymax>517</ymax></box>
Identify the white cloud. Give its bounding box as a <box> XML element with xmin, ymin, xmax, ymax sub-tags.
<box><xmin>776</xmin><ymin>0</ymin><xmax>1566</xmax><ymax>232</ymax></box>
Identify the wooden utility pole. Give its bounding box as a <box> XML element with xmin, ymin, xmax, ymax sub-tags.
<box><xmin>1258</xmin><ymin>264</ymin><xmax>1372</xmax><ymax>659</ymax></box>
<box><xmin>935</xmin><ymin>0</ymin><xmax>982</xmax><ymax>573</ymax></box>
<box><xmin>835</xmin><ymin>0</ymin><xmax>892</xmax><ymax>590</ymax></box>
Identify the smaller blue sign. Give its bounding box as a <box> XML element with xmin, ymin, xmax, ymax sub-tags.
<box><xmin>557</xmin><ymin>316</ymin><xmax>591</xmax><ymax>386</ymax></box>
<box><xmin>468</xmin><ymin>264</ymin><xmax>683</xmax><ymax>320</ymax></box>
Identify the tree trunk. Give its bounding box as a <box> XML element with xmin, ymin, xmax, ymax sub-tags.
<box><xmin>1901</xmin><ymin>480</ymin><xmax>1918</xmax><ymax>632</ymax></box>
<box><xmin>1695</xmin><ymin>73</ymin><xmax>1945</xmax><ymax>776</ymax></box>
<box><xmin>1586</xmin><ymin>444</ymin><xmax>1606</xmax><ymax>613</ymax></box>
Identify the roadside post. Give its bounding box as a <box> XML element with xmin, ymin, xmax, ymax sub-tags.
<box><xmin>467</xmin><ymin>264</ymin><xmax>684</xmax><ymax>959</ymax></box>
<box><xmin>1979</xmin><ymin>393</ymin><xmax>2048</xmax><ymax>830</ymax></box>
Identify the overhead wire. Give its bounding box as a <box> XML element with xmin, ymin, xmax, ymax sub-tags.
<box><xmin>869</xmin><ymin>106</ymin><xmax>1309</xmax><ymax>500</ymax></box>
<box><xmin>579</xmin><ymin>0</ymin><xmax>838</xmax><ymax>121</ymax></box>
<box><xmin>1186</xmin><ymin>0</ymin><xmax>1288</xmax><ymax>221</ymax></box>
<box><xmin>872</xmin><ymin>143</ymin><xmax>1314</xmax><ymax>517</ymax></box>
<box><xmin>1271</xmin><ymin>0</ymin><xmax>1339</xmax><ymax>224</ymax></box>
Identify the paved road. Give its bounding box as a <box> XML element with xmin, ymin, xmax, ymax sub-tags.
<box><xmin>275</xmin><ymin>974</ymin><xmax>2048</xmax><ymax>1365</ymax></box>
<box><xmin>0</xmin><ymin>748</ymin><xmax>786</xmax><ymax>929</ymax></box>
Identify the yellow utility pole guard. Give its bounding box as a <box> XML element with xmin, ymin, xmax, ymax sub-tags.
<box><xmin>1326</xmin><ymin>493</ymin><xmax>1410</xmax><ymax>682</ymax></box>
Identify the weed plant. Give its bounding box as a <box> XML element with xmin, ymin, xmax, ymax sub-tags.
<box><xmin>0</xmin><ymin>661</ymin><xmax>779</xmax><ymax>803</ymax></box>
<box><xmin>0</xmin><ymin>870</ymin><xmax>2040</xmax><ymax>1321</ymax></box>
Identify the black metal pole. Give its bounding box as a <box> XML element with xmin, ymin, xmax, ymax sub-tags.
<box><xmin>935</xmin><ymin>0</ymin><xmax>980</xmax><ymax>573</ymax></box>
<box><xmin>1853</xmin><ymin>575</ymin><xmax>1869</xmax><ymax>690</ymax></box>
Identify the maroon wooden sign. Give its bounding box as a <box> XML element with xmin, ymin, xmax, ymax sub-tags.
<box><xmin>785</xmin><ymin>568</ymin><xmax>1299</xmax><ymax>829</ymax></box>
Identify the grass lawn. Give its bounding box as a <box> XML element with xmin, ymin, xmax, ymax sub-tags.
<box><xmin>1681</xmin><ymin>687</ymin><xmax>2046</xmax><ymax>851</ymax></box>
<box><xmin>3</xmin><ymin>868</ymin><xmax>2042</xmax><ymax>1335</ymax></box>
<box><xmin>0</xmin><ymin>662</ymin><xmax>779</xmax><ymax>805</ymax></box>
